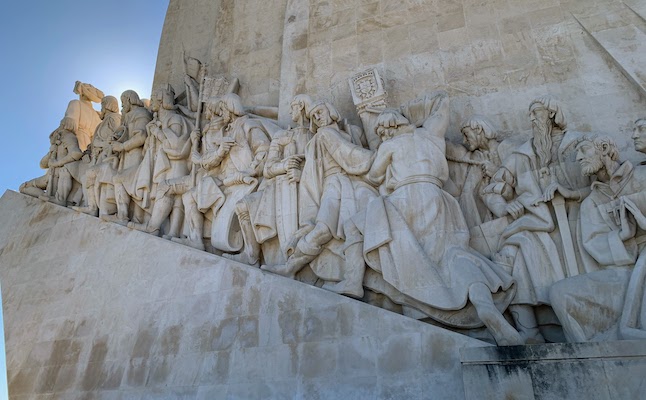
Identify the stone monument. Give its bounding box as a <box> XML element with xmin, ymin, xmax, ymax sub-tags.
<box><xmin>3</xmin><ymin>0</ymin><xmax>646</xmax><ymax>398</ymax></box>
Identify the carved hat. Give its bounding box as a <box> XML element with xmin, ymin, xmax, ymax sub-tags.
<box><xmin>376</xmin><ymin>109</ymin><xmax>410</xmax><ymax>129</ymax></box>
<box><xmin>74</xmin><ymin>81</ymin><xmax>104</xmax><ymax>103</ymax></box>
<box><xmin>308</xmin><ymin>102</ymin><xmax>340</xmax><ymax>122</ymax></box>
<box><xmin>291</xmin><ymin>94</ymin><xmax>314</xmax><ymax>116</ymax></box>
<box><xmin>461</xmin><ymin>115</ymin><xmax>498</xmax><ymax>140</ymax></box>
<box><xmin>101</xmin><ymin>96</ymin><xmax>119</xmax><ymax>114</ymax></box>
<box><xmin>121</xmin><ymin>90</ymin><xmax>144</xmax><ymax>107</ymax></box>
<box><xmin>529</xmin><ymin>96</ymin><xmax>567</xmax><ymax>131</ymax></box>
<box><xmin>218</xmin><ymin>93</ymin><xmax>245</xmax><ymax>117</ymax></box>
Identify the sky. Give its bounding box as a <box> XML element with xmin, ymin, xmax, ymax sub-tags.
<box><xmin>0</xmin><ymin>0</ymin><xmax>170</xmax><ymax>397</ymax></box>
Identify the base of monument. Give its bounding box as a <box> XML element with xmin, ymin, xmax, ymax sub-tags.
<box><xmin>461</xmin><ymin>340</ymin><xmax>646</xmax><ymax>399</ymax></box>
<box><xmin>0</xmin><ymin>190</ymin><xmax>490</xmax><ymax>399</ymax></box>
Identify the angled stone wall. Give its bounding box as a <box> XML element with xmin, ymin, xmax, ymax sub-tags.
<box><xmin>154</xmin><ymin>0</ymin><xmax>646</xmax><ymax>156</ymax></box>
<box><xmin>0</xmin><ymin>191</ymin><xmax>488</xmax><ymax>399</ymax></box>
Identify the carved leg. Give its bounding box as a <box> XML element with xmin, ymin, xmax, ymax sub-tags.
<box><xmin>132</xmin><ymin>204</ymin><xmax>146</xmax><ymax>225</ymax></box>
<box><xmin>469</xmin><ymin>282</ymin><xmax>523</xmax><ymax>346</ymax></box>
<box><xmin>322</xmin><ymin>220</ymin><xmax>365</xmax><ymax>298</ymax></box>
<box><xmin>166</xmin><ymin>196</ymin><xmax>184</xmax><ymax>238</ymax></box>
<box><xmin>72</xmin><ymin>172</ymin><xmax>98</xmax><ymax>216</ymax></box>
<box><xmin>509</xmin><ymin>305</ymin><xmax>545</xmax><ymax>344</ymax></box>
<box><xmin>128</xmin><ymin>194</ymin><xmax>172</xmax><ymax>235</ymax></box>
<box><xmin>170</xmin><ymin>190</ymin><xmax>205</xmax><ymax>251</ymax></box>
<box><xmin>53</xmin><ymin>168</ymin><xmax>72</xmax><ymax>206</ymax></box>
<box><xmin>262</xmin><ymin>222</ymin><xmax>332</xmax><ymax>278</ymax></box>
<box><xmin>223</xmin><ymin>201</ymin><xmax>260</xmax><ymax>266</ymax></box>
<box><xmin>101</xmin><ymin>183</ymin><xmax>129</xmax><ymax>225</ymax></box>
<box><xmin>19</xmin><ymin>175</ymin><xmax>48</xmax><ymax>198</ymax></box>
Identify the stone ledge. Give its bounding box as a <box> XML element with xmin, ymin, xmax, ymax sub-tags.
<box><xmin>461</xmin><ymin>339</ymin><xmax>646</xmax><ymax>364</ymax></box>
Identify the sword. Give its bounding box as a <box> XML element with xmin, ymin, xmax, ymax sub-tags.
<box><xmin>548</xmin><ymin>167</ymin><xmax>579</xmax><ymax>278</ymax></box>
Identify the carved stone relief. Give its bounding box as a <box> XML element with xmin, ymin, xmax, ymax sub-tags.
<box><xmin>18</xmin><ymin>60</ymin><xmax>646</xmax><ymax>346</ymax></box>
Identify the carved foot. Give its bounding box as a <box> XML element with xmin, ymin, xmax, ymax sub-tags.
<box><xmin>322</xmin><ymin>280</ymin><xmax>364</xmax><ymax>299</ymax></box>
<box><xmin>170</xmin><ymin>237</ymin><xmax>205</xmax><ymax>251</ymax></box>
<box><xmin>480</xmin><ymin>307</ymin><xmax>524</xmax><ymax>346</ymax></box>
<box><xmin>101</xmin><ymin>214</ymin><xmax>128</xmax><ymax>226</ymax></box>
<box><xmin>127</xmin><ymin>221</ymin><xmax>159</xmax><ymax>235</ymax></box>
<box><xmin>222</xmin><ymin>252</ymin><xmax>259</xmax><ymax>267</ymax></box>
<box><xmin>260</xmin><ymin>263</ymin><xmax>298</xmax><ymax>279</ymax></box>
<box><xmin>518</xmin><ymin>327</ymin><xmax>546</xmax><ymax>345</ymax></box>
<box><xmin>71</xmin><ymin>206</ymin><xmax>98</xmax><ymax>217</ymax></box>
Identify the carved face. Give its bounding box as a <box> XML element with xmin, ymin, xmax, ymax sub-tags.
<box><xmin>311</xmin><ymin>106</ymin><xmax>332</xmax><ymax>128</ymax></box>
<box><xmin>462</xmin><ymin>126</ymin><xmax>483</xmax><ymax>151</ymax></box>
<box><xmin>576</xmin><ymin>141</ymin><xmax>604</xmax><ymax>176</ymax></box>
<box><xmin>150</xmin><ymin>92</ymin><xmax>162</xmax><ymax>112</ymax></box>
<box><xmin>121</xmin><ymin>96</ymin><xmax>131</xmax><ymax>114</ymax></box>
<box><xmin>290</xmin><ymin>101</ymin><xmax>304</xmax><ymax>123</ymax></box>
<box><xmin>218</xmin><ymin>105</ymin><xmax>233</xmax><ymax>124</ymax></box>
<box><xmin>530</xmin><ymin>106</ymin><xmax>552</xmax><ymax>130</ymax></box>
<box><xmin>632</xmin><ymin>122</ymin><xmax>646</xmax><ymax>153</ymax></box>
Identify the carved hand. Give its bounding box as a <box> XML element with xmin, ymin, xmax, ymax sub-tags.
<box><xmin>540</xmin><ymin>182</ymin><xmax>561</xmax><ymax>203</ymax></box>
<box><xmin>481</xmin><ymin>160</ymin><xmax>498</xmax><ymax>178</ymax></box>
<box><xmin>282</xmin><ymin>155</ymin><xmax>302</xmax><ymax>172</ymax></box>
<box><xmin>216</xmin><ymin>141</ymin><xmax>234</xmax><ymax>157</ymax></box>
<box><xmin>287</xmin><ymin>168</ymin><xmax>301</xmax><ymax>184</ymax></box>
<box><xmin>190</xmin><ymin>129</ymin><xmax>202</xmax><ymax>143</ymax></box>
<box><xmin>506</xmin><ymin>200</ymin><xmax>524</xmax><ymax>220</ymax></box>
<box><xmin>112</xmin><ymin>142</ymin><xmax>124</xmax><ymax>152</ymax></box>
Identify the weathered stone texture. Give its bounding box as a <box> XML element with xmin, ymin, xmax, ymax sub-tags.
<box><xmin>0</xmin><ymin>191</ymin><xmax>487</xmax><ymax>399</ymax></box>
<box><xmin>153</xmin><ymin>0</ymin><xmax>288</xmax><ymax>107</ymax></box>
<box><xmin>154</xmin><ymin>0</ymin><xmax>646</xmax><ymax>161</ymax></box>
<box><xmin>461</xmin><ymin>340</ymin><xmax>646</xmax><ymax>399</ymax></box>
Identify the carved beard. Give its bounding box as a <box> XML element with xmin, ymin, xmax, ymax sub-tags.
<box><xmin>533</xmin><ymin>118</ymin><xmax>553</xmax><ymax>168</ymax></box>
<box><xmin>581</xmin><ymin>156</ymin><xmax>604</xmax><ymax>176</ymax></box>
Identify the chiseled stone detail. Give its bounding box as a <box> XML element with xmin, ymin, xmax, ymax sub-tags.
<box><xmin>7</xmin><ymin>0</ymin><xmax>646</xmax><ymax>398</ymax></box>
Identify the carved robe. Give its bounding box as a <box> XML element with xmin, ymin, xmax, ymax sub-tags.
<box><xmin>241</xmin><ymin>126</ymin><xmax>312</xmax><ymax>264</ymax></box>
<box><xmin>200</xmin><ymin>115</ymin><xmax>270</xmax><ymax>251</ymax></box>
<box><xmin>350</xmin><ymin>93</ymin><xmax>515</xmax><ymax>328</ymax></box>
<box><xmin>488</xmin><ymin>131</ymin><xmax>596</xmax><ymax>306</ymax></box>
<box><xmin>297</xmin><ymin>125</ymin><xmax>377</xmax><ymax>280</ymax></box>
<box><xmin>63</xmin><ymin>99</ymin><xmax>102</xmax><ymax>151</ymax></box>
<box><xmin>550</xmin><ymin>161</ymin><xmax>646</xmax><ymax>342</ymax></box>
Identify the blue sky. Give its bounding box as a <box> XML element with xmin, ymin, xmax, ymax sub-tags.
<box><xmin>0</xmin><ymin>1</ymin><xmax>169</xmax><ymax>396</ymax></box>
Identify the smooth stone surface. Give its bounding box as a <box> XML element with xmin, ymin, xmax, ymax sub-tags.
<box><xmin>0</xmin><ymin>190</ymin><xmax>488</xmax><ymax>399</ymax></box>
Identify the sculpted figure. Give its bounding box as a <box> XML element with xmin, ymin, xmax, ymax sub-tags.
<box><xmin>633</xmin><ymin>118</ymin><xmax>646</xmax><ymax>156</ymax></box>
<box><xmin>63</xmin><ymin>81</ymin><xmax>104</xmax><ymax>151</ymax></box>
<box><xmin>323</xmin><ymin>94</ymin><xmax>521</xmax><ymax>346</ymax></box>
<box><xmin>446</xmin><ymin>115</ymin><xmax>505</xmax><ymax>229</ymax></box>
<box><xmin>105</xmin><ymin>90</ymin><xmax>153</xmax><ymax>224</ymax></box>
<box><xmin>483</xmin><ymin>97</ymin><xmax>593</xmax><ymax>343</ymax></box>
<box><xmin>128</xmin><ymin>85</ymin><xmax>192</xmax><ymax>237</ymax></box>
<box><xmin>177</xmin><ymin>93</ymin><xmax>271</xmax><ymax>252</ymax></box>
<box><xmin>20</xmin><ymin>119</ymin><xmax>83</xmax><ymax>206</ymax></box>
<box><xmin>71</xmin><ymin>96</ymin><xmax>122</xmax><ymax>216</ymax></box>
<box><xmin>550</xmin><ymin>136</ymin><xmax>646</xmax><ymax>341</ymax></box>
<box><xmin>261</xmin><ymin>102</ymin><xmax>377</xmax><ymax>278</ymax></box>
<box><xmin>224</xmin><ymin>94</ymin><xmax>314</xmax><ymax>265</ymax></box>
